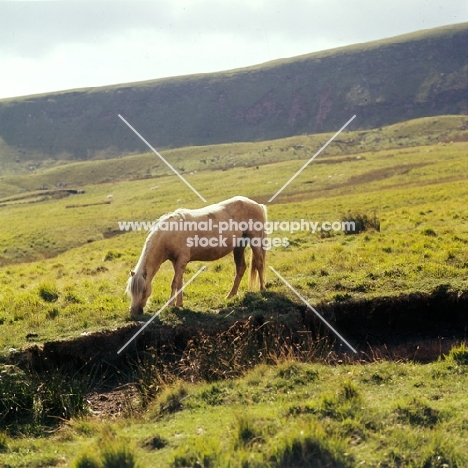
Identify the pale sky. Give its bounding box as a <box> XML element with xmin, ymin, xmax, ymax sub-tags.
<box><xmin>0</xmin><ymin>0</ymin><xmax>467</xmax><ymax>100</ymax></box>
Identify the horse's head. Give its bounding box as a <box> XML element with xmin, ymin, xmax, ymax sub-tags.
<box><xmin>126</xmin><ymin>269</ymin><xmax>152</xmax><ymax>317</ymax></box>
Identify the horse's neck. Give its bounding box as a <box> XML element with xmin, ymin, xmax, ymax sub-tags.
<box><xmin>138</xmin><ymin>230</ymin><xmax>167</xmax><ymax>278</ymax></box>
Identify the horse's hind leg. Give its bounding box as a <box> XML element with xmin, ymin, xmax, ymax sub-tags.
<box><xmin>227</xmin><ymin>246</ymin><xmax>246</xmax><ymax>298</ymax></box>
<box><xmin>249</xmin><ymin>244</ymin><xmax>266</xmax><ymax>291</ymax></box>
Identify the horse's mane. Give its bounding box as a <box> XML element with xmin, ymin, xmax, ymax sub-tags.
<box><xmin>126</xmin><ymin>213</ymin><xmax>174</xmax><ymax>299</ymax></box>
<box><xmin>126</xmin><ymin>268</ymin><xmax>146</xmax><ymax>299</ymax></box>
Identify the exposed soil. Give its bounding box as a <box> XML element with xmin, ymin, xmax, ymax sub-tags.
<box><xmin>10</xmin><ymin>287</ymin><xmax>468</xmax><ymax>369</ymax></box>
<box><xmin>65</xmin><ymin>201</ymin><xmax>111</xmax><ymax>208</ymax></box>
<box><xmin>0</xmin><ymin>189</ymin><xmax>84</xmax><ymax>207</ymax></box>
<box><xmin>86</xmin><ymin>385</ymin><xmax>139</xmax><ymax>419</ymax></box>
<box><xmin>7</xmin><ymin>287</ymin><xmax>468</xmax><ymax>415</ymax></box>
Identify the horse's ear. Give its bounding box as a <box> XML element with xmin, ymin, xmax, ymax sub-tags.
<box><xmin>130</xmin><ymin>270</ymin><xmax>135</xmax><ymax>277</ymax></box>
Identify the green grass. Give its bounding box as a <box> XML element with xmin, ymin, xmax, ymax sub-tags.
<box><xmin>0</xmin><ymin>118</ymin><xmax>467</xmax><ymax>353</ymax></box>
<box><xmin>0</xmin><ymin>117</ymin><xmax>467</xmax><ymax>466</ymax></box>
<box><xmin>2</xmin><ymin>356</ymin><xmax>468</xmax><ymax>467</ymax></box>
<box><xmin>0</xmin><ymin>364</ymin><xmax>91</xmax><ymax>436</ymax></box>
<box><xmin>0</xmin><ymin>115</ymin><xmax>466</xmax><ymax>196</ymax></box>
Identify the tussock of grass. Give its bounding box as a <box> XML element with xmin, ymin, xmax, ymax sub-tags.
<box><xmin>341</xmin><ymin>211</ymin><xmax>380</xmax><ymax>234</ymax></box>
<box><xmin>422</xmin><ymin>227</ymin><xmax>438</xmax><ymax>237</ymax></box>
<box><xmin>141</xmin><ymin>434</ymin><xmax>168</xmax><ymax>451</ymax></box>
<box><xmin>130</xmin><ymin>350</ymin><xmax>174</xmax><ymax>409</ymax></box>
<box><xmin>394</xmin><ymin>396</ymin><xmax>442</xmax><ymax>427</ymax></box>
<box><xmin>72</xmin><ymin>427</ymin><xmax>139</xmax><ymax>468</ymax></box>
<box><xmin>72</xmin><ymin>452</ymin><xmax>100</xmax><ymax>468</ymax></box>
<box><xmin>271</xmin><ymin>424</ymin><xmax>353</xmax><ymax>468</ymax></box>
<box><xmin>100</xmin><ymin>442</ymin><xmax>138</xmax><ymax>468</ymax></box>
<box><xmin>0</xmin><ymin>432</ymin><xmax>8</xmax><ymax>453</ymax></box>
<box><xmin>418</xmin><ymin>431</ymin><xmax>467</xmax><ymax>468</ymax></box>
<box><xmin>300</xmin><ymin>380</ymin><xmax>362</xmax><ymax>422</ymax></box>
<box><xmin>233</xmin><ymin>413</ymin><xmax>266</xmax><ymax>448</ymax></box>
<box><xmin>37</xmin><ymin>282</ymin><xmax>59</xmax><ymax>302</ymax></box>
<box><xmin>150</xmin><ymin>382</ymin><xmax>189</xmax><ymax>420</ymax></box>
<box><xmin>445</xmin><ymin>343</ymin><xmax>468</xmax><ymax>366</ymax></box>
<box><xmin>0</xmin><ymin>365</ymin><xmax>91</xmax><ymax>434</ymax></box>
<box><xmin>198</xmin><ymin>383</ymin><xmax>226</xmax><ymax>407</ymax></box>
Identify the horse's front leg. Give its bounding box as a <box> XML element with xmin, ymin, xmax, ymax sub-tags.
<box><xmin>170</xmin><ymin>259</ymin><xmax>188</xmax><ymax>306</ymax></box>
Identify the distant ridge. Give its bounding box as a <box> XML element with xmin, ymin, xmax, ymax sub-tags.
<box><xmin>0</xmin><ymin>22</ymin><xmax>466</xmax><ymax>164</ymax></box>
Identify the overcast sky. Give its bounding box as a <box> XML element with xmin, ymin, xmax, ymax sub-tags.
<box><xmin>0</xmin><ymin>0</ymin><xmax>467</xmax><ymax>100</ymax></box>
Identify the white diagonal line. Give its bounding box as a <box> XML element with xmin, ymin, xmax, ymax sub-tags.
<box><xmin>118</xmin><ymin>114</ymin><xmax>207</xmax><ymax>203</ymax></box>
<box><xmin>268</xmin><ymin>115</ymin><xmax>356</xmax><ymax>203</ymax></box>
<box><xmin>269</xmin><ymin>266</ymin><xmax>357</xmax><ymax>353</ymax></box>
<box><xmin>117</xmin><ymin>266</ymin><xmax>207</xmax><ymax>354</ymax></box>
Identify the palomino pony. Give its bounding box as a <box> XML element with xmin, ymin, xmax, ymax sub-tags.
<box><xmin>126</xmin><ymin>196</ymin><xmax>267</xmax><ymax>317</ymax></box>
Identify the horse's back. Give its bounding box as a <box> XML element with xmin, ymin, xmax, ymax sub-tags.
<box><xmin>172</xmin><ymin>196</ymin><xmax>264</xmax><ymax>222</ymax></box>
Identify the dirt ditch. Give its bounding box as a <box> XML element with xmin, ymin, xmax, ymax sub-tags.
<box><xmin>0</xmin><ymin>189</ymin><xmax>84</xmax><ymax>207</ymax></box>
<box><xmin>4</xmin><ymin>287</ymin><xmax>466</xmax><ymax>419</ymax></box>
<box><xmin>10</xmin><ymin>286</ymin><xmax>468</xmax><ymax>375</ymax></box>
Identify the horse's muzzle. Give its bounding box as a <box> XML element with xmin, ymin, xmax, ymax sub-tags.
<box><xmin>130</xmin><ymin>306</ymin><xmax>144</xmax><ymax>317</ymax></box>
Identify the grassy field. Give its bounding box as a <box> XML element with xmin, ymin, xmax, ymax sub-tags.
<box><xmin>0</xmin><ymin>115</ymin><xmax>467</xmax><ymax>466</ymax></box>
<box><xmin>1</xmin><ymin>352</ymin><xmax>468</xmax><ymax>467</ymax></box>
<box><xmin>0</xmin><ymin>117</ymin><xmax>467</xmax><ymax>353</ymax></box>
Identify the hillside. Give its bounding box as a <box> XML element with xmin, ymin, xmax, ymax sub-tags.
<box><xmin>0</xmin><ymin>90</ymin><xmax>468</xmax><ymax>466</ymax></box>
<box><xmin>0</xmin><ymin>114</ymin><xmax>467</xmax><ymax>199</ymax></box>
<box><xmin>0</xmin><ymin>22</ymin><xmax>466</xmax><ymax>171</ymax></box>
<box><xmin>0</xmin><ymin>121</ymin><xmax>467</xmax><ymax>466</ymax></box>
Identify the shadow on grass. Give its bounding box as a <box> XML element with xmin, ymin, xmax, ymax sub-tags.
<box><xmin>136</xmin><ymin>290</ymin><xmax>307</xmax><ymax>327</ymax></box>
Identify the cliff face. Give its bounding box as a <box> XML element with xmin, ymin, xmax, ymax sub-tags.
<box><xmin>0</xmin><ymin>23</ymin><xmax>466</xmax><ymax>163</ymax></box>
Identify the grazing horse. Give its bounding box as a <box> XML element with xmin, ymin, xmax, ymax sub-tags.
<box><xmin>126</xmin><ymin>196</ymin><xmax>267</xmax><ymax>317</ymax></box>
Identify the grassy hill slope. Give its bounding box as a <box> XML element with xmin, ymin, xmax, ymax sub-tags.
<box><xmin>0</xmin><ymin>114</ymin><xmax>467</xmax><ymax>467</ymax></box>
<box><xmin>0</xmin><ymin>115</ymin><xmax>466</xmax><ymax>198</ymax></box>
<box><xmin>0</xmin><ymin>116</ymin><xmax>467</xmax><ymax>352</ymax></box>
<box><xmin>0</xmin><ymin>23</ymin><xmax>466</xmax><ymax>170</ymax></box>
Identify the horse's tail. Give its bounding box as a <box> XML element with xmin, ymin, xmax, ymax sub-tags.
<box><xmin>249</xmin><ymin>203</ymin><xmax>267</xmax><ymax>291</ymax></box>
